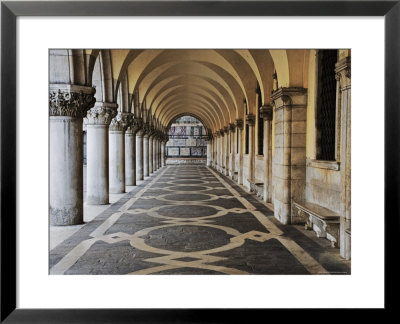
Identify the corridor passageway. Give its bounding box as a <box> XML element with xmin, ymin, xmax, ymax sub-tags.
<box><xmin>50</xmin><ymin>165</ymin><xmax>350</xmax><ymax>275</ymax></box>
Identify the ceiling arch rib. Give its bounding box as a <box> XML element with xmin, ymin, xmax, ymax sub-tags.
<box><xmin>157</xmin><ymin>90</ymin><xmax>226</xmax><ymax>129</ymax></box>
<box><xmin>159</xmin><ymin>96</ymin><xmax>219</xmax><ymax>129</ymax></box>
<box><xmin>162</xmin><ymin>104</ymin><xmax>216</xmax><ymax>131</ymax></box>
<box><xmin>148</xmin><ymin>75</ymin><xmax>235</xmax><ymax>121</ymax></box>
<box><xmin>158</xmin><ymin>95</ymin><xmax>221</xmax><ymax>129</ymax></box>
<box><xmin>151</xmin><ymin>83</ymin><xmax>231</xmax><ymax>124</ymax></box>
<box><xmin>167</xmin><ymin>112</ymin><xmax>211</xmax><ymax>136</ymax></box>
<box><xmin>135</xmin><ymin>61</ymin><xmax>241</xmax><ymax>124</ymax></box>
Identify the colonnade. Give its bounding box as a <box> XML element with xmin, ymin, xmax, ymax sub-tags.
<box><xmin>49</xmin><ymin>91</ymin><xmax>168</xmax><ymax>226</ymax></box>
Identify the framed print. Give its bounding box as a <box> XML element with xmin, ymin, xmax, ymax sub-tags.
<box><xmin>1</xmin><ymin>0</ymin><xmax>397</xmax><ymax>322</ymax></box>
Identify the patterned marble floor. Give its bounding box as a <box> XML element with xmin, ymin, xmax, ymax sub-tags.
<box><xmin>49</xmin><ymin>165</ymin><xmax>351</xmax><ymax>275</ymax></box>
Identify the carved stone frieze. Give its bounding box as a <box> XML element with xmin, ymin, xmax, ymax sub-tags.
<box><xmin>84</xmin><ymin>102</ymin><xmax>118</xmax><ymax>125</ymax></box>
<box><xmin>49</xmin><ymin>86</ymin><xmax>96</xmax><ymax>118</ymax></box>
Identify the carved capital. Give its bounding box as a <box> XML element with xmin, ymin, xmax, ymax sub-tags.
<box><xmin>49</xmin><ymin>85</ymin><xmax>96</xmax><ymax>118</ymax></box>
<box><xmin>224</xmin><ymin>126</ymin><xmax>229</xmax><ymax>134</ymax></box>
<box><xmin>259</xmin><ymin>105</ymin><xmax>273</xmax><ymax>121</ymax></box>
<box><xmin>219</xmin><ymin>128</ymin><xmax>225</xmax><ymax>136</ymax></box>
<box><xmin>109</xmin><ymin>112</ymin><xmax>132</xmax><ymax>132</ymax></box>
<box><xmin>215</xmin><ymin>131</ymin><xmax>221</xmax><ymax>137</ymax></box>
<box><xmin>335</xmin><ymin>56</ymin><xmax>351</xmax><ymax>89</ymax></box>
<box><xmin>271</xmin><ymin>87</ymin><xmax>307</xmax><ymax>109</ymax></box>
<box><xmin>84</xmin><ymin>102</ymin><xmax>118</xmax><ymax>125</ymax></box>
<box><xmin>126</xmin><ymin>118</ymin><xmax>142</xmax><ymax>134</ymax></box>
<box><xmin>246</xmin><ymin>114</ymin><xmax>255</xmax><ymax>126</ymax></box>
<box><xmin>235</xmin><ymin>119</ymin><xmax>244</xmax><ymax>130</ymax></box>
<box><xmin>142</xmin><ymin>122</ymin><xmax>150</xmax><ymax>136</ymax></box>
<box><xmin>229</xmin><ymin>123</ymin><xmax>236</xmax><ymax>132</ymax></box>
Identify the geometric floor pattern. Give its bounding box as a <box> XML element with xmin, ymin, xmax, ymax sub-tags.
<box><xmin>49</xmin><ymin>165</ymin><xmax>351</xmax><ymax>275</ymax></box>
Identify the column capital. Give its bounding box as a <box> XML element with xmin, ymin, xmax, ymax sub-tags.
<box><xmin>109</xmin><ymin>112</ymin><xmax>132</xmax><ymax>132</ymax></box>
<box><xmin>246</xmin><ymin>114</ymin><xmax>255</xmax><ymax>126</ymax></box>
<box><xmin>229</xmin><ymin>123</ymin><xmax>236</xmax><ymax>132</ymax></box>
<box><xmin>223</xmin><ymin>126</ymin><xmax>229</xmax><ymax>134</ymax></box>
<box><xmin>271</xmin><ymin>87</ymin><xmax>307</xmax><ymax>109</ymax></box>
<box><xmin>215</xmin><ymin>131</ymin><xmax>220</xmax><ymax>137</ymax></box>
<box><xmin>84</xmin><ymin>102</ymin><xmax>118</xmax><ymax>125</ymax></box>
<box><xmin>219</xmin><ymin>128</ymin><xmax>225</xmax><ymax>136</ymax></box>
<box><xmin>126</xmin><ymin>118</ymin><xmax>142</xmax><ymax>135</ymax></box>
<box><xmin>259</xmin><ymin>105</ymin><xmax>273</xmax><ymax>121</ymax></box>
<box><xmin>49</xmin><ymin>84</ymin><xmax>96</xmax><ymax>118</ymax></box>
<box><xmin>235</xmin><ymin>119</ymin><xmax>244</xmax><ymax>130</ymax></box>
<box><xmin>335</xmin><ymin>56</ymin><xmax>351</xmax><ymax>89</ymax></box>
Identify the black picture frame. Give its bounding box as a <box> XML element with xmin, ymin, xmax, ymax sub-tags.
<box><xmin>1</xmin><ymin>0</ymin><xmax>397</xmax><ymax>322</ymax></box>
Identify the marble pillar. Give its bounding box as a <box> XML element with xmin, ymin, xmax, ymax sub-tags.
<box><xmin>143</xmin><ymin>134</ymin><xmax>149</xmax><ymax>177</ymax></box>
<box><xmin>245</xmin><ymin>114</ymin><xmax>255</xmax><ymax>191</ymax></box>
<box><xmin>84</xmin><ymin>102</ymin><xmax>117</xmax><ymax>205</ymax></box>
<box><xmin>235</xmin><ymin>119</ymin><xmax>244</xmax><ymax>185</ymax></box>
<box><xmin>161</xmin><ymin>141</ymin><xmax>166</xmax><ymax>167</ymax></box>
<box><xmin>49</xmin><ymin>84</ymin><xmax>96</xmax><ymax>225</ymax></box>
<box><xmin>229</xmin><ymin>123</ymin><xmax>236</xmax><ymax>178</ymax></box>
<box><xmin>109</xmin><ymin>112</ymin><xmax>132</xmax><ymax>194</ymax></box>
<box><xmin>260</xmin><ymin>106</ymin><xmax>273</xmax><ymax>203</ymax></box>
<box><xmin>224</xmin><ymin>126</ymin><xmax>230</xmax><ymax>176</ymax></box>
<box><xmin>149</xmin><ymin>136</ymin><xmax>153</xmax><ymax>173</ymax></box>
<box><xmin>125</xmin><ymin>120</ymin><xmax>140</xmax><ymax>186</ymax></box>
<box><xmin>136</xmin><ymin>129</ymin><xmax>144</xmax><ymax>181</ymax></box>
<box><xmin>206</xmin><ymin>140</ymin><xmax>212</xmax><ymax>166</ymax></box>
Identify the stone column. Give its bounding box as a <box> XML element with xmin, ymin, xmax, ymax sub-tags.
<box><xmin>245</xmin><ymin>114</ymin><xmax>255</xmax><ymax>191</ymax></box>
<box><xmin>161</xmin><ymin>140</ymin><xmax>166</xmax><ymax>167</ymax></box>
<box><xmin>136</xmin><ymin>128</ymin><xmax>144</xmax><ymax>181</ymax></box>
<box><xmin>125</xmin><ymin>119</ymin><xmax>140</xmax><ymax>186</ymax></box>
<box><xmin>224</xmin><ymin>126</ymin><xmax>230</xmax><ymax>176</ymax></box>
<box><xmin>235</xmin><ymin>119</ymin><xmax>244</xmax><ymax>185</ymax></box>
<box><xmin>149</xmin><ymin>135</ymin><xmax>154</xmax><ymax>174</ymax></box>
<box><xmin>109</xmin><ymin>112</ymin><xmax>131</xmax><ymax>194</ymax></box>
<box><xmin>336</xmin><ymin>56</ymin><xmax>351</xmax><ymax>260</ymax></box>
<box><xmin>228</xmin><ymin>123</ymin><xmax>236</xmax><ymax>178</ymax></box>
<box><xmin>260</xmin><ymin>106</ymin><xmax>273</xmax><ymax>203</ymax></box>
<box><xmin>84</xmin><ymin>102</ymin><xmax>117</xmax><ymax>205</ymax></box>
<box><xmin>219</xmin><ymin>129</ymin><xmax>224</xmax><ymax>173</ymax></box>
<box><xmin>49</xmin><ymin>84</ymin><xmax>96</xmax><ymax>225</ymax></box>
<box><xmin>206</xmin><ymin>138</ymin><xmax>212</xmax><ymax>167</ymax></box>
<box><xmin>143</xmin><ymin>132</ymin><xmax>150</xmax><ymax>177</ymax></box>
<box><xmin>152</xmin><ymin>137</ymin><xmax>157</xmax><ymax>171</ymax></box>
<box><xmin>271</xmin><ymin>88</ymin><xmax>307</xmax><ymax>225</ymax></box>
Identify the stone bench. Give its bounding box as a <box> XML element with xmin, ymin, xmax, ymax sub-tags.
<box><xmin>293</xmin><ymin>200</ymin><xmax>340</xmax><ymax>248</ymax></box>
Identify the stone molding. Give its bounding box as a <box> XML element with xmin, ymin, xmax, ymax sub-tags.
<box><xmin>335</xmin><ymin>56</ymin><xmax>351</xmax><ymax>90</ymax></box>
<box><xmin>235</xmin><ymin>119</ymin><xmax>244</xmax><ymax>130</ymax></box>
<box><xmin>49</xmin><ymin>84</ymin><xmax>96</xmax><ymax>118</ymax></box>
<box><xmin>245</xmin><ymin>114</ymin><xmax>255</xmax><ymax>126</ymax></box>
<box><xmin>84</xmin><ymin>102</ymin><xmax>118</xmax><ymax>125</ymax></box>
<box><xmin>109</xmin><ymin>112</ymin><xmax>133</xmax><ymax>132</ymax></box>
<box><xmin>259</xmin><ymin>105</ymin><xmax>273</xmax><ymax>121</ymax></box>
